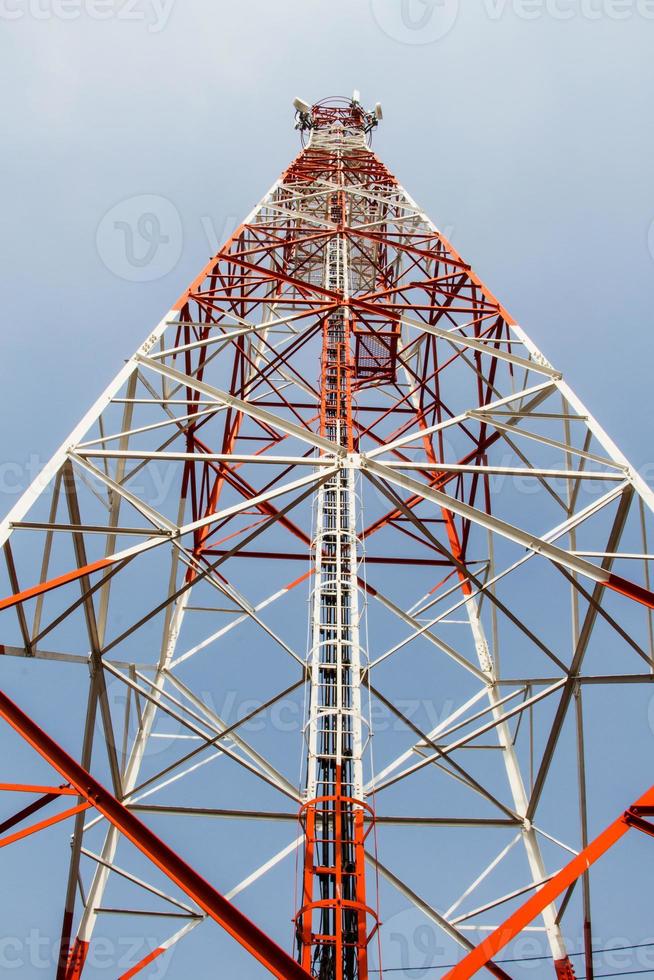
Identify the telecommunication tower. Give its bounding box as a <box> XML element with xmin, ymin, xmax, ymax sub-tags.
<box><xmin>1</xmin><ymin>95</ymin><xmax>654</xmax><ymax>980</ymax></box>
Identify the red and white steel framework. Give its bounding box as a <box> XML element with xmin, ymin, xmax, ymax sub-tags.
<box><xmin>1</xmin><ymin>95</ymin><xmax>654</xmax><ymax>979</ymax></box>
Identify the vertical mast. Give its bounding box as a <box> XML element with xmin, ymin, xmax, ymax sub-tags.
<box><xmin>297</xmin><ymin>101</ymin><xmax>378</xmax><ymax>980</ymax></box>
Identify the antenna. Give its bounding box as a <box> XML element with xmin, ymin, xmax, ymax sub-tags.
<box><xmin>293</xmin><ymin>96</ymin><xmax>311</xmax><ymax>114</ymax></box>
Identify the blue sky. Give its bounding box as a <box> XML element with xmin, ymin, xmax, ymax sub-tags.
<box><xmin>1</xmin><ymin>1</ymin><xmax>654</xmax><ymax>978</ymax></box>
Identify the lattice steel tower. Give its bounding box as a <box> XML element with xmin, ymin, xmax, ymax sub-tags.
<box><xmin>1</xmin><ymin>95</ymin><xmax>654</xmax><ymax>980</ymax></box>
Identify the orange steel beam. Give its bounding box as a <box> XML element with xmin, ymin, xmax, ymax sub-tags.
<box><xmin>0</xmin><ymin>687</ymin><xmax>312</xmax><ymax>980</ymax></box>
<box><xmin>0</xmin><ymin>784</ymin><xmax>78</xmax><ymax>837</ymax></box>
<box><xmin>443</xmin><ymin>785</ymin><xmax>654</xmax><ymax>980</ymax></box>
<box><xmin>0</xmin><ymin>802</ymin><xmax>91</xmax><ymax>849</ymax></box>
<box><xmin>0</xmin><ymin>554</ymin><xmax>118</xmax><ymax>613</ymax></box>
<box><xmin>0</xmin><ymin>783</ymin><xmax>77</xmax><ymax>795</ymax></box>
<box><xmin>119</xmin><ymin>944</ymin><xmax>170</xmax><ymax>980</ymax></box>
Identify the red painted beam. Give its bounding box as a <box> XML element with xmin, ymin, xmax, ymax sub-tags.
<box><xmin>0</xmin><ymin>687</ymin><xmax>311</xmax><ymax>980</ymax></box>
<box><xmin>605</xmin><ymin>572</ymin><xmax>654</xmax><ymax>611</ymax></box>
